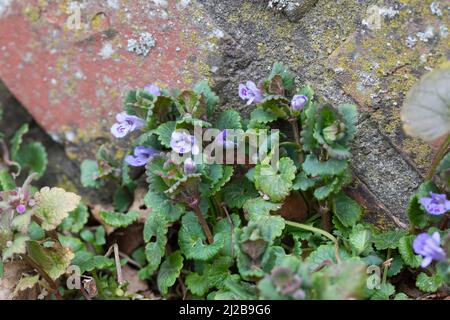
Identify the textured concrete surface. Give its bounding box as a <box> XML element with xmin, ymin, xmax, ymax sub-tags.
<box><xmin>0</xmin><ymin>0</ymin><xmax>449</xmax><ymax>227</ymax></box>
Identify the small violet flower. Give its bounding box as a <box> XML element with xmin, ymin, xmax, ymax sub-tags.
<box><xmin>183</xmin><ymin>158</ymin><xmax>196</xmax><ymax>175</ymax></box>
<box><xmin>214</xmin><ymin>129</ymin><xmax>236</xmax><ymax>149</ymax></box>
<box><xmin>291</xmin><ymin>95</ymin><xmax>308</xmax><ymax>110</ymax></box>
<box><xmin>419</xmin><ymin>192</ymin><xmax>450</xmax><ymax>215</ymax></box>
<box><xmin>16</xmin><ymin>204</ymin><xmax>26</xmax><ymax>214</ymax></box>
<box><xmin>144</xmin><ymin>84</ymin><xmax>161</xmax><ymax>96</ymax></box>
<box><xmin>238</xmin><ymin>81</ymin><xmax>263</xmax><ymax>105</ymax></box>
<box><xmin>413</xmin><ymin>232</ymin><xmax>447</xmax><ymax>268</ymax></box>
<box><xmin>170</xmin><ymin>131</ymin><xmax>200</xmax><ymax>155</ymax></box>
<box><xmin>125</xmin><ymin>146</ymin><xmax>159</xmax><ymax>167</ymax></box>
<box><xmin>111</xmin><ymin>112</ymin><xmax>145</xmax><ymax>138</ymax></box>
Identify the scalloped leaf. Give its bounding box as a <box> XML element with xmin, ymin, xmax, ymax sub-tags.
<box><xmin>243</xmin><ymin>198</ymin><xmax>284</xmax><ymax>241</ymax></box>
<box><xmin>27</xmin><ymin>240</ymin><xmax>74</xmax><ymax>280</ymax></box>
<box><xmin>303</xmin><ymin>154</ymin><xmax>347</xmax><ymax>176</ymax></box>
<box><xmin>80</xmin><ymin>160</ymin><xmax>103</xmax><ymax>188</ymax></box>
<box><xmin>60</xmin><ymin>203</ymin><xmax>89</xmax><ymax>233</ymax></box>
<box><xmin>331</xmin><ymin>192</ymin><xmax>363</xmax><ymax>227</ymax></box>
<box><xmin>398</xmin><ymin>235</ymin><xmax>422</xmax><ymax>268</ymax></box>
<box><xmin>11</xmin><ymin>274</ymin><xmax>40</xmax><ymax>298</ymax></box>
<box><xmin>33</xmin><ymin>187</ymin><xmax>81</xmax><ymax>231</ymax></box>
<box><xmin>254</xmin><ymin>157</ymin><xmax>296</xmax><ymax>202</ymax></box>
<box><xmin>372</xmin><ymin>230</ymin><xmax>407</xmax><ymax>250</ymax></box>
<box><xmin>15</xmin><ymin>142</ymin><xmax>48</xmax><ymax>178</ymax></box>
<box><xmin>154</xmin><ymin>121</ymin><xmax>176</xmax><ymax>148</ymax></box>
<box><xmin>143</xmin><ymin>212</ymin><xmax>168</xmax><ymax>276</ymax></box>
<box><xmin>416</xmin><ymin>272</ymin><xmax>444</xmax><ymax>293</ymax></box>
<box><xmin>221</xmin><ymin>178</ymin><xmax>259</xmax><ymax>209</ymax></box>
<box><xmin>144</xmin><ymin>190</ymin><xmax>184</xmax><ymax>223</ymax></box>
<box><xmin>178</xmin><ymin>212</ymin><xmax>224</xmax><ymax>261</ymax></box>
<box><xmin>401</xmin><ymin>62</ymin><xmax>450</xmax><ymax>142</ymax></box>
<box><xmin>10</xmin><ymin>124</ymin><xmax>29</xmax><ymax>159</ymax></box>
<box><xmin>2</xmin><ymin>234</ymin><xmax>29</xmax><ymax>261</ymax></box>
<box><xmin>99</xmin><ymin>210</ymin><xmax>139</xmax><ymax>228</ymax></box>
<box><xmin>157</xmin><ymin>251</ymin><xmax>184</xmax><ymax>295</ymax></box>
<box><xmin>216</xmin><ymin>109</ymin><xmax>242</xmax><ymax>130</ymax></box>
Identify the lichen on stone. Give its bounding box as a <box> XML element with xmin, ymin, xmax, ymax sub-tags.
<box><xmin>127</xmin><ymin>32</ymin><xmax>156</xmax><ymax>56</ymax></box>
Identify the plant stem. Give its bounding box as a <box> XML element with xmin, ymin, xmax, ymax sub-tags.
<box><xmin>427</xmin><ymin>134</ymin><xmax>450</xmax><ymax>180</ymax></box>
<box><xmin>285</xmin><ymin>220</ymin><xmax>341</xmax><ymax>263</ymax></box>
<box><xmin>288</xmin><ymin>118</ymin><xmax>304</xmax><ymax>163</ymax></box>
<box><xmin>319</xmin><ymin>201</ymin><xmax>332</xmax><ymax>233</ymax></box>
<box><xmin>382</xmin><ymin>248</ymin><xmax>392</xmax><ymax>285</ymax></box>
<box><xmin>190</xmin><ymin>200</ymin><xmax>214</xmax><ymax>244</ymax></box>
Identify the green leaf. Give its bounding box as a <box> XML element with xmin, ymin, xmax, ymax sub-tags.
<box><xmin>33</xmin><ymin>187</ymin><xmax>81</xmax><ymax>231</ymax></box>
<box><xmin>292</xmin><ymin>171</ymin><xmax>319</xmax><ymax>191</ymax></box>
<box><xmin>331</xmin><ymin>192</ymin><xmax>363</xmax><ymax>227</ymax></box>
<box><xmin>11</xmin><ymin>274</ymin><xmax>40</xmax><ymax>298</ymax></box>
<box><xmin>143</xmin><ymin>213</ymin><xmax>168</xmax><ymax>276</ymax></box>
<box><xmin>221</xmin><ymin>178</ymin><xmax>259</xmax><ymax>209</ymax></box>
<box><xmin>99</xmin><ymin>210</ymin><xmax>139</xmax><ymax>228</ymax></box>
<box><xmin>313</xmin><ymin>184</ymin><xmax>336</xmax><ymax>200</ymax></box>
<box><xmin>301</xmin><ymin>102</ymin><xmax>318</xmax><ymax>152</ymax></box>
<box><xmin>437</xmin><ymin>152</ymin><xmax>450</xmax><ymax>185</ymax></box>
<box><xmin>254</xmin><ymin>157</ymin><xmax>296</xmax><ymax>202</ymax></box>
<box><xmin>269</xmin><ymin>62</ymin><xmax>295</xmax><ymax>91</ymax></box>
<box><xmin>80</xmin><ymin>160</ymin><xmax>103</xmax><ymax>188</ymax></box>
<box><xmin>398</xmin><ymin>235</ymin><xmax>422</xmax><ymax>268</ymax></box>
<box><xmin>15</xmin><ymin>142</ymin><xmax>48</xmax><ymax>178</ymax></box>
<box><xmin>10</xmin><ymin>123</ymin><xmax>29</xmax><ymax>159</ymax></box>
<box><xmin>144</xmin><ymin>190</ymin><xmax>184</xmax><ymax>223</ymax></box>
<box><xmin>12</xmin><ymin>212</ymin><xmax>32</xmax><ymax>234</ymax></box>
<box><xmin>401</xmin><ymin>61</ymin><xmax>450</xmax><ymax>142</ymax></box>
<box><xmin>194</xmin><ymin>80</ymin><xmax>219</xmax><ymax>116</ymax></box>
<box><xmin>416</xmin><ymin>272</ymin><xmax>444</xmax><ymax>293</ymax></box>
<box><xmin>337</xmin><ymin>103</ymin><xmax>358</xmax><ymax>144</ymax></box>
<box><xmin>216</xmin><ymin>109</ymin><xmax>242</xmax><ymax>130</ymax></box>
<box><xmin>28</xmin><ymin>221</ymin><xmax>45</xmax><ymax>241</ymax></box>
<box><xmin>157</xmin><ymin>251</ymin><xmax>184</xmax><ymax>295</ymax></box>
<box><xmin>249</xmin><ymin>108</ymin><xmax>279</xmax><ymax>126</ymax></box>
<box><xmin>2</xmin><ymin>234</ymin><xmax>30</xmax><ymax>261</ymax></box>
<box><xmin>27</xmin><ymin>240</ymin><xmax>74</xmax><ymax>280</ymax></box>
<box><xmin>243</xmin><ymin>198</ymin><xmax>284</xmax><ymax>241</ymax></box>
<box><xmin>372</xmin><ymin>230</ymin><xmax>408</xmax><ymax>250</ymax></box>
<box><xmin>0</xmin><ymin>169</ymin><xmax>16</xmax><ymax>190</ymax></box>
<box><xmin>407</xmin><ymin>181</ymin><xmax>438</xmax><ymax>228</ymax></box>
<box><xmin>178</xmin><ymin>212</ymin><xmax>224</xmax><ymax>261</ymax></box>
<box><xmin>77</xmin><ymin>255</ymin><xmax>114</xmax><ymax>273</ymax></box>
<box><xmin>208</xmin><ymin>165</ymin><xmax>234</xmax><ymax>196</ymax></box>
<box><xmin>305</xmin><ymin>244</ymin><xmax>349</xmax><ymax>270</ymax></box>
<box><xmin>349</xmin><ymin>225</ymin><xmax>372</xmax><ymax>256</ymax></box>
<box><xmin>370</xmin><ymin>283</ymin><xmax>395</xmax><ymax>300</ymax></box>
<box><xmin>302</xmin><ymin>154</ymin><xmax>347</xmax><ymax>176</ymax></box>
<box><xmin>394</xmin><ymin>293</ymin><xmax>410</xmax><ymax>300</ymax></box>
<box><xmin>113</xmin><ymin>187</ymin><xmax>132</xmax><ymax>212</ymax></box>
<box><xmin>154</xmin><ymin>121</ymin><xmax>176</xmax><ymax>148</ymax></box>
<box><xmin>60</xmin><ymin>203</ymin><xmax>89</xmax><ymax>233</ymax></box>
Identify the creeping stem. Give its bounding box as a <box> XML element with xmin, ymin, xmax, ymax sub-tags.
<box><xmin>285</xmin><ymin>220</ymin><xmax>341</xmax><ymax>264</ymax></box>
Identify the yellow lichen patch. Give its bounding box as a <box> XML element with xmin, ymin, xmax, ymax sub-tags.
<box><xmin>23</xmin><ymin>6</ymin><xmax>41</xmax><ymax>23</ymax></box>
<box><xmin>402</xmin><ymin>137</ymin><xmax>433</xmax><ymax>171</ymax></box>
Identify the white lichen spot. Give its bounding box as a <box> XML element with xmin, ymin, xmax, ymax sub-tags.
<box><xmin>99</xmin><ymin>42</ymin><xmax>115</xmax><ymax>59</ymax></box>
<box><xmin>65</xmin><ymin>131</ymin><xmax>76</xmax><ymax>142</ymax></box>
<box><xmin>107</xmin><ymin>0</ymin><xmax>120</xmax><ymax>10</ymax></box>
<box><xmin>177</xmin><ymin>0</ymin><xmax>191</xmax><ymax>9</ymax></box>
<box><xmin>406</xmin><ymin>36</ymin><xmax>417</xmax><ymax>48</ymax></box>
<box><xmin>127</xmin><ymin>32</ymin><xmax>156</xmax><ymax>56</ymax></box>
<box><xmin>416</xmin><ymin>27</ymin><xmax>435</xmax><ymax>43</ymax></box>
<box><xmin>440</xmin><ymin>25</ymin><xmax>449</xmax><ymax>38</ymax></box>
<box><xmin>212</xmin><ymin>28</ymin><xmax>224</xmax><ymax>38</ymax></box>
<box><xmin>430</xmin><ymin>2</ymin><xmax>443</xmax><ymax>17</ymax></box>
<box><xmin>379</xmin><ymin>7</ymin><xmax>400</xmax><ymax>18</ymax></box>
<box><xmin>152</xmin><ymin>0</ymin><xmax>168</xmax><ymax>8</ymax></box>
<box><xmin>0</xmin><ymin>0</ymin><xmax>12</xmax><ymax>18</ymax></box>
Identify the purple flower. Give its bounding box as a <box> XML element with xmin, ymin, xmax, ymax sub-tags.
<box><xmin>16</xmin><ymin>204</ymin><xmax>26</xmax><ymax>214</ymax></box>
<box><xmin>238</xmin><ymin>81</ymin><xmax>263</xmax><ymax>105</ymax></box>
<box><xmin>125</xmin><ymin>146</ymin><xmax>159</xmax><ymax>167</ymax></box>
<box><xmin>419</xmin><ymin>192</ymin><xmax>450</xmax><ymax>216</ymax></box>
<box><xmin>413</xmin><ymin>232</ymin><xmax>447</xmax><ymax>268</ymax></box>
<box><xmin>214</xmin><ymin>129</ymin><xmax>236</xmax><ymax>149</ymax></box>
<box><xmin>111</xmin><ymin>112</ymin><xmax>145</xmax><ymax>138</ymax></box>
<box><xmin>144</xmin><ymin>84</ymin><xmax>161</xmax><ymax>96</ymax></box>
<box><xmin>183</xmin><ymin>158</ymin><xmax>196</xmax><ymax>174</ymax></box>
<box><xmin>291</xmin><ymin>95</ymin><xmax>308</xmax><ymax>110</ymax></box>
<box><xmin>170</xmin><ymin>131</ymin><xmax>200</xmax><ymax>155</ymax></box>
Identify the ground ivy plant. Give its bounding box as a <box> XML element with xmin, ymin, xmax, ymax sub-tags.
<box><xmin>79</xmin><ymin>62</ymin><xmax>449</xmax><ymax>300</ymax></box>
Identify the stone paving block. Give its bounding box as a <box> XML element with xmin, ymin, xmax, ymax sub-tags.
<box><xmin>0</xmin><ymin>0</ymin><xmax>224</xmax><ymax>150</ymax></box>
<box><xmin>329</xmin><ymin>0</ymin><xmax>450</xmax><ymax>174</ymax></box>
